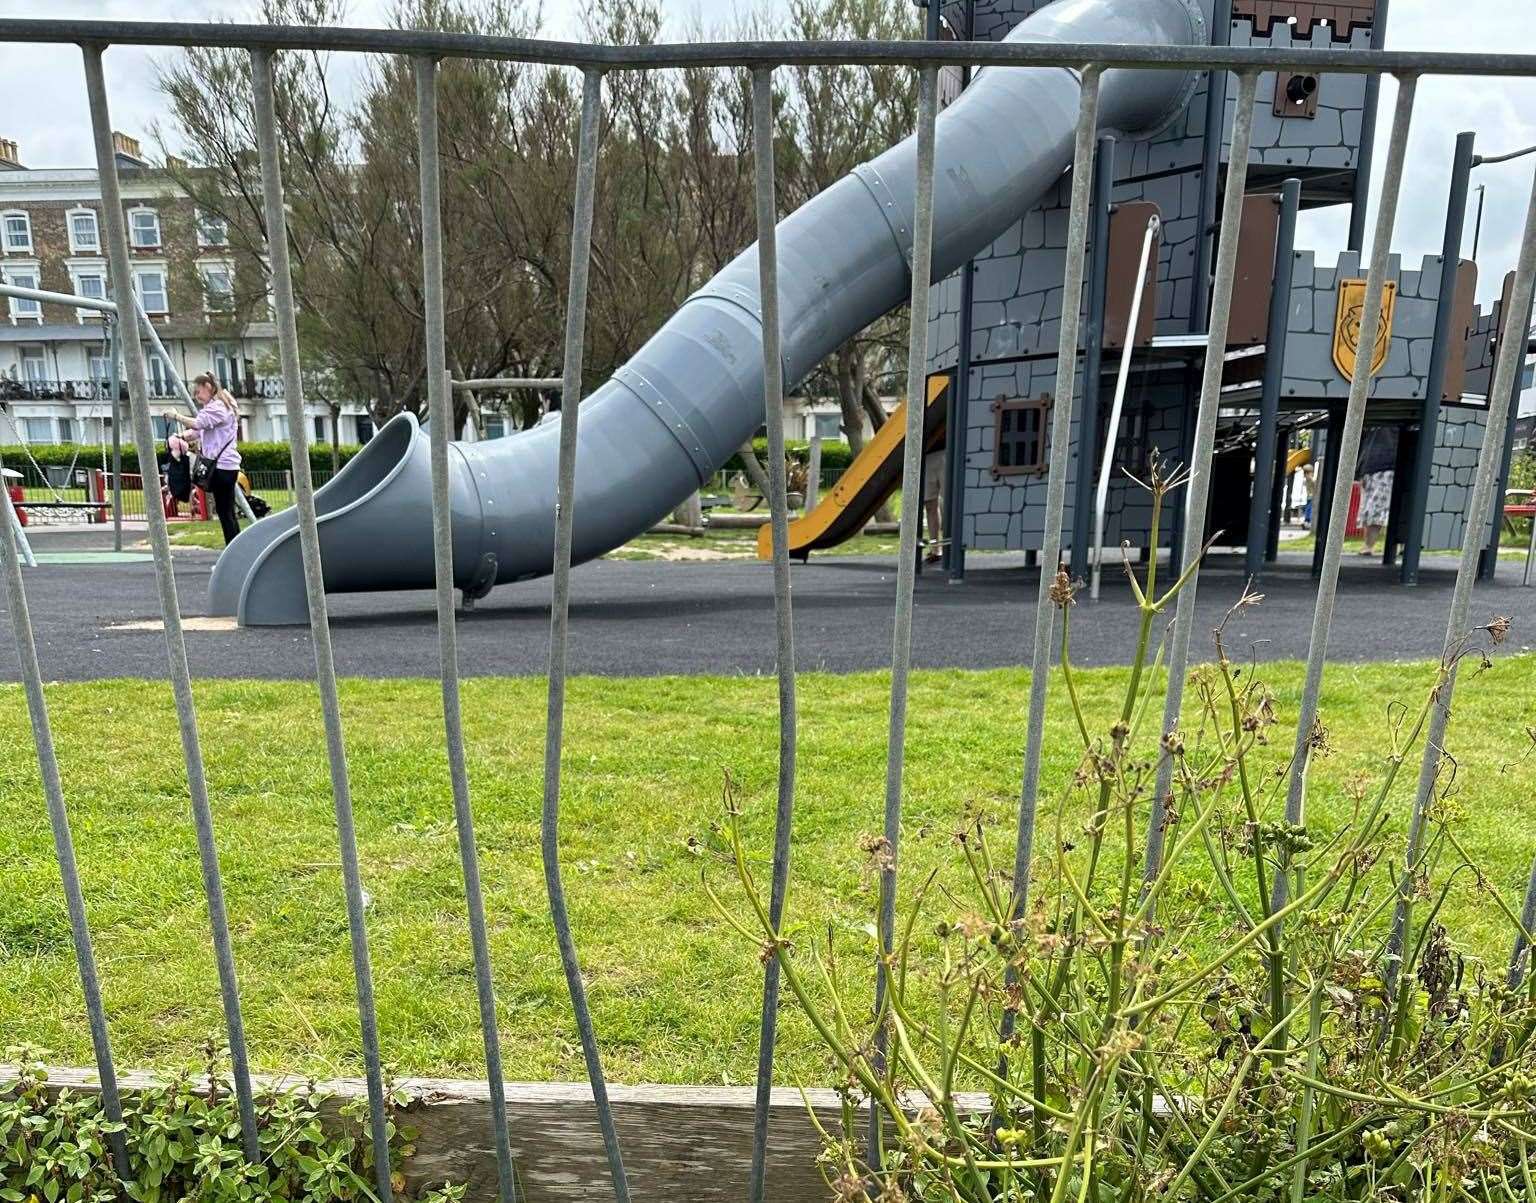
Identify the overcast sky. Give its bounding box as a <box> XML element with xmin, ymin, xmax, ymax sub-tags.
<box><xmin>1</xmin><ymin>0</ymin><xmax>1534</xmax><ymax>304</ymax></box>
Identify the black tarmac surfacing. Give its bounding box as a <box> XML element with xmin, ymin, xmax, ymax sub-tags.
<box><xmin>3</xmin><ymin>528</ymin><xmax>1534</xmax><ymax>682</ymax></box>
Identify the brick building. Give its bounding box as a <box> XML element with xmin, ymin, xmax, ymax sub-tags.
<box><xmin>0</xmin><ymin>132</ymin><xmax>374</xmax><ymax>449</ymax></box>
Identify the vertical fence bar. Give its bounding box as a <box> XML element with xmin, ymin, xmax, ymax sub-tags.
<box><xmin>247</xmin><ymin>48</ymin><xmax>394</xmax><ymax>1199</ymax></box>
<box><xmin>869</xmin><ymin>60</ymin><xmax>939</xmax><ymax>1171</ymax></box>
<box><xmin>1245</xmin><ymin>177</ymin><xmax>1301</xmax><ymax>582</ymax></box>
<box><xmin>747</xmin><ymin>66</ymin><xmax>798</xmax><ymax>1203</ymax></box>
<box><xmin>1274</xmin><ymin>77</ymin><xmax>1419</xmax><ymax>912</ymax></box>
<box><xmin>1401</xmin><ymin>131</ymin><xmax>1475</xmax><ymax>585</ymax></box>
<box><xmin>1511</xmin><ymin>855</ymin><xmax>1536</xmax><ymax>989</ymax></box>
<box><xmin>0</xmin><ymin>483</ymin><xmax>129</xmax><ymax>1174</ymax></box>
<box><xmin>1387</xmin><ymin>157</ymin><xmax>1536</xmax><ymax>988</ymax></box>
<box><xmin>83</xmin><ymin>43</ymin><xmax>260</xmax><ymax>1163</ymax></box>
<box><xmin>1141</xmin><ymin>71</ymin><xmax>1260</xmax><ymax>889</ymax></box>
<box><xmin>542</xmin><ymin>68</ymin><xmax>629</xmax><ymax>1203</ymax></box>
<box><xmin>107</xmin><ymin>320</ymin><xmax>122</xmax><ymax>552</ymax></box>
<box><xmin>1070</xmin><ymin>133</ymin><xmax>1116</xmax><ymax>580</ymax></box>
<box><xmin>1010</xmin><ymin>67</ymin><xmax>1101</xmax><ymax>926</ymax></box>
<box><xmin>413</xmin><ymin>55</ymin><xmax>520</xmax><ymax>1203</ymax></box>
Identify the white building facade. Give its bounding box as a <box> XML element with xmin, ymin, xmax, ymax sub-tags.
<box><xmin>0</xmin><ymin>134</ymin><xmax>374</xmax><ymax>450</ymax></box>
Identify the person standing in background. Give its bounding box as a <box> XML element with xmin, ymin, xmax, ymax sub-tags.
<box><xmin>164</xmin><ymin>373</ymin><xmax>243</xmax><ymax>546</ymax></box>
<box><xmin>1356</xmin><ymin>425</ymin><xmax>1398</xmax><ymax>557</ymax></box>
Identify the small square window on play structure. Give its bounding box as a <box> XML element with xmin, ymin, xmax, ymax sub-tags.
<box><xmin>992</xmin><ymin>394</ymin><xmax>1052</xmax><ymax>479</ymax></box>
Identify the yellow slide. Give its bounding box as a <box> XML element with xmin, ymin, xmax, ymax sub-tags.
<box><xmin>757</xmin><ymin>374</ymin><xmax>951</xmax><ymax>561</ymax></box>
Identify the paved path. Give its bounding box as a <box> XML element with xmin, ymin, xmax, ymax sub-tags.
<box><xmin>2</xmin><ymin>528</ymin><xmax>1532</xmax><ymax>681</ymax></box>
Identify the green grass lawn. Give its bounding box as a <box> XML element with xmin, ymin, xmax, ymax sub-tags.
<box><xmin>1279</xmin><ymin>529</ymin><xmax>1533</xmax><ymax>560</ymax></box>
<box><xmin>168</xmin><ymin>519</ymin><xmax>916</xmax><ymax>558</ymax></box>
<box><xmin>2</xmin><ymin>656</ymin><xmax>1533</xmax><ymax>1087</ymax></box>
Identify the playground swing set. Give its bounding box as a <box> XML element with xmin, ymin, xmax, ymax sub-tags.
<box><xmin>0</xmin><ymin>279</ymin><xmax>259</xmax><ymax>562</ymax></box>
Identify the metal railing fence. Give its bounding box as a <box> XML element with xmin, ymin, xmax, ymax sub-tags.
<box><xmin>1</xmin><ymin>17</ymin><xmax>1534</xmax><ymax>1203</ymax></box>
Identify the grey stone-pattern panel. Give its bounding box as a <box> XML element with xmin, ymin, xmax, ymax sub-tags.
<box><xmin>960</xmin><ymin>358</ymin><xmax>1185</xmax><ymax>552</ymax></box>
<box><xmin>1423</xmin><ymin>405</ymin><xmax>1494</xmax><ymax>550</ymax></box>
<box><xmin>1226</xmin><ymin>17</ymin><xmax>1369</xmax><ymax>174</ymax></box>
<box><xmin>1279</xmin><ymin>251</ymin><xmax>1445</xmax><ymax>402</ymax></box>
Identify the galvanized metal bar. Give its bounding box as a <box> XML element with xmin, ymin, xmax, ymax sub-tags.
<box><xmin>7</xmin><ymin>18</ymin><xmax>1532</xmax><ymax>75</ymax></box>
<box><xmin>413</xmin><ymin>55</ymin><xmax>520</xmax><ymax>1203</ymax></box>
<box><xmin>83</xmin><ymin>42</ymin><xmax>261</xmax><ymax>1163</ymax></box>
<box><xmin>747</xmin><ymin>66</ymin><xmax>799</xmax><ymax>1203</ymax></box>
<box><xmin>247</xmin><ymin>48</ymin><xmax>394</xmax><ymax>1198</ymax></box>
<box><xmin>107</xmin><ymin>320</ymin><xmax>122</xmax><ymax>552</ymax></box>
<box><xmin>1276</xmin><ymin>76</ymin><xmax>1419</xmax><ymax>908</ymax></box>
<box><xmin>1191</xmin><ymin>0</ymin><xmax>1231</xmax><ymax>334</ymax></box>
<box><xmin>1510</xmin><ymin>855</ymin><xmax>1536</xmax><ymax>989</ymax></box>
<box><xmin>944</xmin><ymin>0</ymin><xmax>978</xmax><ymax>583</ymax></box>
<box><xmin>1245</xmin><ymin>177</ymin><xmax>1302</xmax><ymax>582</ymax></box>
<box><xmin>1143</xmin><ymin>70</ymin><xmax>1262</xmax><ymax>888</ymax></box>
<box><xmin>1311</xmin><ymin>407</ymin><xmax>1343</xmax><ymax>577</ymax></box>
<box><xmin>1402</xmin><ymin>131</ymin><xmax>1475</xmax><ymax>585</ymax></box>
<box><xmin>1481</xmin><ymin>322</ymin><xmax>1531</xmax><ymax>581</ymax></box>
<box><xmin>1386</xmin><ymin>154</ymin><xmax>1536</xmax><ymax>989</ymax></box>
<box><xmin>1011</xmin><ymin>67</ymin><xmax>1102</xmax><ymax>919</ymax></box>
<box><xmin>868</xmin><ymin>62</ymin><xmax>939</xmax><ymax>1172</ymax></box>
<box><xmin>1070</xmin><ymin>133</ymin><xmax>1117</xmax><ymax>580</ymax></box>
<box><xmin>454</xmin><ymin>377</ymin><xmax>563</xmax><ymax>391</ymax></box>
<box><xmin>542</xmin><ymin>68</ymin><xmax>629</xmax><ymax>1203</ymax></box>
<box><xmin>0</xmin><ymin>484</ymin><xmax>127</xmax><ymax>1172</ymax></box>
<box><xmin>1348</xmin><ymin>0</ymin><xmax>1394</xmax><ymax>252</ymax></box>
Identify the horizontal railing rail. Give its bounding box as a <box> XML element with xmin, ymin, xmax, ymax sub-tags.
<box><xmin>1</xmin><ymin>19</ymin><xmax>1535</xmax><ymax>74</ymax></box>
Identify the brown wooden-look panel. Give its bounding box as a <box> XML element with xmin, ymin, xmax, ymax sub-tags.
<box><xmin>1228</xmin><ymin>193</ymin><xmax>1280</xmax><ymax>348</ymax></box>
<box><xmin>15</xmin><ymin>1065</ymin><xmax>992</xmax><ymax>1202</ymax></box>
<box><xmin>1441</xmin><ymin>258</ymin><xmax>1478</xmax><ymax>402</ymax></box>
<box><xmin>1103</xmin><ymin>201</ymin><xmax>1160</xmax><ymax>351</ymax></box>
<box><xmin>1230</xmin><ymin>0</ymin><xmax>1376</xmax><ymax>41</ymax></box>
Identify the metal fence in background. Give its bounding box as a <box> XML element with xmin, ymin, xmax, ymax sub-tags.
<box><xmin>1</xmin><ymin>16</ymin><xmax>1535</xmax><ymax>1203</ymax></box>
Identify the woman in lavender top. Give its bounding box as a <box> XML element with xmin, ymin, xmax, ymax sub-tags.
<box><xmin>165</xmin><ymin>373</ymin><xmax>243</xmax><ymax>545</ymax></box>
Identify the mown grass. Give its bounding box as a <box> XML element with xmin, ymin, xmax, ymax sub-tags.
<box><xmin>168</xmin><ymin>519</ymin><xmax>913</xmax><ymax>558</ymax></box>
<box><xmin>1</xmin><ymin>658</ymin><xmax>1532</xmax><ymax>1087</ymax></box>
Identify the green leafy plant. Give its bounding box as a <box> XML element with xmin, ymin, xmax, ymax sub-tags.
<box><xmin>712</xmin><ymin>455</ymin><xmax>1536</xmax><ymax>1201</ymax></box>
<box><xmin>0</xmin><ymin>1044</ymin><xmax>455</xmax><ymax>1203</ymax></box>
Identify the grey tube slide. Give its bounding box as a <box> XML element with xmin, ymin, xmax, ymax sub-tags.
<box><xmin>210</xmin><ymin>0</ymin><xmax>1204</xmax><ymax>625</ymax></box>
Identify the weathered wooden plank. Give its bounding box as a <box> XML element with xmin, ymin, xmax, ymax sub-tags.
<box><xmin>6</xmin><ymin>1067</ymin><xmax>993</xmax><ymax>1201</ymax></box>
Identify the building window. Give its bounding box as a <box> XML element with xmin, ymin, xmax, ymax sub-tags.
<box><xmin>201</xmin><ymin>262</ymin><xmax>235</xmax><ymax>312</ymax></box>
<box><xmin>197</xmin><ymin>211</ymin><xmax>229</xmax><ymax>247</ymax></box>
<box><xmin>991</xmin><ymin>394</ymin><xmax>1052</xmax><ymax>478</ymax></box>
<box><xmin>58</xmin><ymin>417</ymin><xmax>75</xmax><ymax>443</ymax></box>
<box><xmin>22</xmin><ymin>417</ymin><xmax>54</xmax><ymax>444</ymax></box>
<box><xmin>67</xmin><ymin>208</ymin><xmax>99</xmax><ymax>253</ymax></box>
<box><xmin>128</xmin><ymin>207</ymin><xmax>161</xmax><ymax>249</ymax></box>
<box><xmin>314</xmin><ymin>414</ymin><xmax>328</xmax><ymax>441</ymax></box>
<box><xmin>20</xmin><ymin>347</ymin><xmax>46</xmax><ymax>384</ymax></box>
<box><xmin>356</xmin><ymin>415</ymin><xmax>375</xmax><ymax>444</ymax></box>
<box><xmin>271</xmin><ymin>414</ymin><xmax>288</xmax><ymax>441</ymax></box>
<box><xmin>133</xmin><ymin>266</ymin><xmax>168</xmax><ymax>315</ymax></box>
<box><xmin>69</xmin><ymin>262</ymin><xmax>108</xmax><ymax>321</ymax></box>
<box><xmin>813</xmin><ymin>413</ymin><xmax>842</xmax><ymax>440</ymax></box>
<box><xmin>89</xmin><ymin>351</ymin><xmax>111</xmax><ymax>394</ymax></box>
<box><xmin>211</xmin><ymin>343</ymin><xmax>237</xmax><ymax>390</ymax></box>
<box><xmin>2</xmin><ymin>264</ymin><xmax>42</xmax><ymax>323</ymax></box>
<box><xmin>2</xmin><ymin>210</ymin><xmax>32</xmax><ymax>253</ymax></box>
<box><xmin>145</xmin><ymin>353</ymin><xmax>173</xmax><ymax>399</ymax></box>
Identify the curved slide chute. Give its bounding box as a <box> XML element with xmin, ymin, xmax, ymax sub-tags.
<box><xmin>756</xmin><ymin>374</ymin><xmax>950</xmax><ymax>561</ymax></box>
<box><xmin>210</xmin><ymin>0</ymin><xmax>1204</xmax><ymax>625</ymax></box>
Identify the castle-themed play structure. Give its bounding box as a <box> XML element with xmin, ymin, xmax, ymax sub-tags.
<box><xmin>208</xmin><ymin>0</ymin><xmax>1528</xmax><ymax>626</ymax></box>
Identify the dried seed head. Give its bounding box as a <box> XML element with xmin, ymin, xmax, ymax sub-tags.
<box><xmin>1048</xmin><ymin>568</ymin><xmax>1077</xmax><ymax>609</ymax></box>
<box><xmin>1488</xmin><ymin>615</ymin><xmax>1512</xmax><ymax>645</ymax></box>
